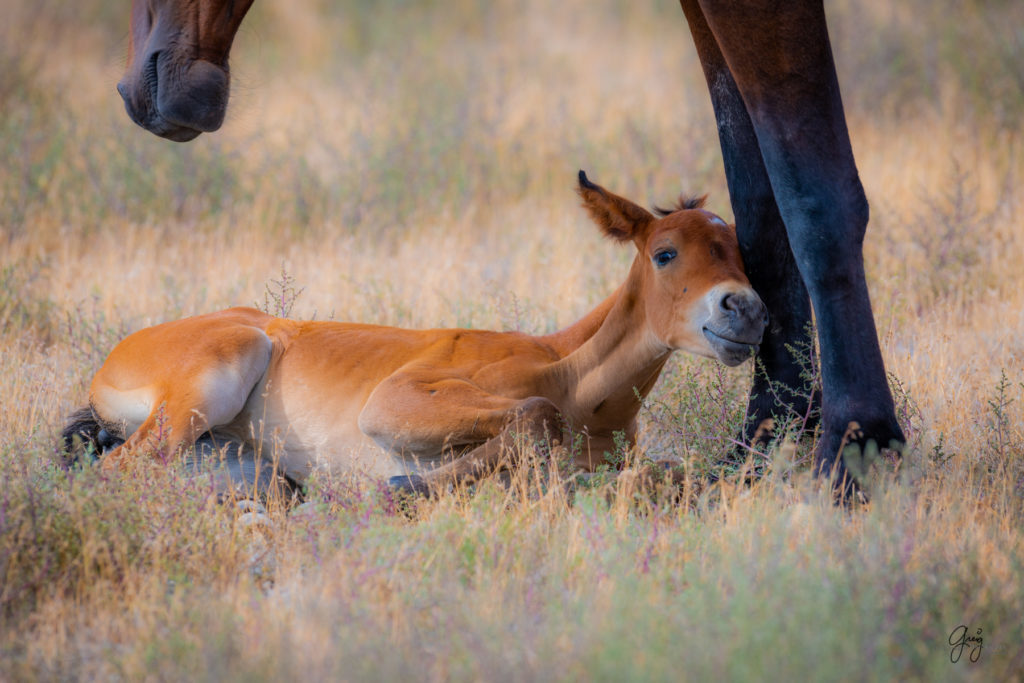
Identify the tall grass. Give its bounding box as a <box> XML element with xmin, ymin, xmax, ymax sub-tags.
<box><xmin>1</xmin><ymin>0</ymin><xmax>1023</xmax><ymax>679</ymax></box>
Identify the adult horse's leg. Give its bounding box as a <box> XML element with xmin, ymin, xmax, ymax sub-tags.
<box><xmin>680</xmin><ymin>1</ymin><xmax>819</xmax><ymax>449</ymax></box>
<box><xmin>689</xmin><ymin>1</ymin><xmax>904</xmax><ymax>490</ymax></box>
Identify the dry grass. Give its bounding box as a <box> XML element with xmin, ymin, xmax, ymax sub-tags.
<box><xmin>2</xmin><ymin>0</ymin><xmax>1023</xmax><ymax>679</ymax></box>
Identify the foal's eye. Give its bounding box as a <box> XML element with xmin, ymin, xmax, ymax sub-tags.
<box><xmin>653</xmin><ymin>249</ymin><xmax>677</xmax><ymax>268</ymax></box>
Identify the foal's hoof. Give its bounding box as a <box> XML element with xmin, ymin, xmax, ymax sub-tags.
<box><xmin>388</xmin><ymin>474</ymin><xmax>431</xmax><ymax>498</ymax></box>
<box><xmin>235</xmin><ymin>499</ymin><xmax>275</xmax><ymax>538</ymax></box>
<box><xmin>96</xmin><ymin>429</ymin><xmax>125</xmax><ymax>454</ymax></box>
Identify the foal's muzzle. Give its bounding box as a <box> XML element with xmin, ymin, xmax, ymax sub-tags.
<box><xmin>701</xmin><ymin>287</ymin><xmax>768</xmax><ymax>366</ymax></box>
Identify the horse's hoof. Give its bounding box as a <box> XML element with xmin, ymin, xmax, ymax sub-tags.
<box><xmin>388</xmin><ymin>474</ymin><xmax>431</xmax><ymax>497</ymax></box>
<box><xmin>234</xmin><ymin>499</ymin><xmax>274</xmax><ymax>535</ymax></box>
<box><xmin>96</xmin><ymin>429</ymin><xmax>125</xmax><ymax>454</ymax></box>
<box><xmin>237</xmin><ymin>510</ymin><xmax>274</xmax><ymax>535</ymax></box>
<box><xmin>236</xmin><ymin>499</ymin><xmax>267</xmax><ymax>515</ymax></box>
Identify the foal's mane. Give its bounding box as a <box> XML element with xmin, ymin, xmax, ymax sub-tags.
<box><xmin>652</xmin><ymin>194</ymin><xmax>707</xmax><ymax>217</ymax></box>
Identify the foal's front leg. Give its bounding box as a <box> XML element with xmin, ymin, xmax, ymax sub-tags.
<box><xmin>358</xmin><ymin>375</ymin><xmax>563</xmax><ymax>496</ymax></box>
<box><xmin>92</xmin><ymin>323</ymin><xmax>273</xmax><ymax>470</ymax></box>
<box><xmin>408</xmin><ymin>396</ymin><xmax>564</xmax><ymax>495</ymax></box>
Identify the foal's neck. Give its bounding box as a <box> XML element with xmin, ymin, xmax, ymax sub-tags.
<box><xmin>540</xmin><ymin>257</ymin><xmax>672</xmax><ymax>417</ymax></box>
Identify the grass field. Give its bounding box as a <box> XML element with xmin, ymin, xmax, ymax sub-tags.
<box><xmin>2</xmin><ymin>0</ymin><xmax>1024</xmax><ymax>679</ymax></box>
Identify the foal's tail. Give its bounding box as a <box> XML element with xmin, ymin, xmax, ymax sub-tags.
<box><xmin>61</xmin><ymin>406</ymin><xmax>103</xmax><ymax>464</ymax></box>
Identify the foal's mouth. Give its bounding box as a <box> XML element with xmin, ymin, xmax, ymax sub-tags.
<box><xmin>702</xmin><ymin>327</ymin><xmax>760</xmax><ymax>365</ymax></box>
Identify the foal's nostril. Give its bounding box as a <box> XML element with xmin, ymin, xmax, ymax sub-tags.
<box><xmin>719</xmin><ymin>293</ymin><xmax>739</xmax><ymax>316</ymax></box>
<box><xmin>720</xmin><ymin>292</ymin><xmax>769</xmax><ymax>329</ymax></box>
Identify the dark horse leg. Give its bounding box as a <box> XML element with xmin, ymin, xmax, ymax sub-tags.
<box><xmin>680</xmin><ymin>0</ymin><xmax>904</xmax><ymax>492</ymax></box>
<box><xmin>680</xmin><ymin>1</ymin><xmax>819</xmax><ymax>452</ymax></box>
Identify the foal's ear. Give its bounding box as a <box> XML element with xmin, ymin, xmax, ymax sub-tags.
<box><xmin>577</xmin><ymin>170</ymin><xmax>654</xmax><ymax>244</ymax></box>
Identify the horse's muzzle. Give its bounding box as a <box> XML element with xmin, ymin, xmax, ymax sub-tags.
<box><xmin>117</xmin><ymin>51</ymin><xmax>229</xmax><ymax>142</ymax></box>
<box><xmin>702</xmin><ymin>289</ymin><xmax>768</xmax><ymax>366</ymax></box>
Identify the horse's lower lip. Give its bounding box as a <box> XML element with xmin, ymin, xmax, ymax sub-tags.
<box><xmin>703</xmin><ymin>327</ymin><xmax>759</xmax><ymax>356</ymax></box>
<box><xmin>143</xmin><ymin>116</ymin><xmax>203</xmax><ymax>142</ymax></box>
<box><xmin>160</xmin><ymin>126</ymin><xmax>203</xmax><ymax>142</ymax></box>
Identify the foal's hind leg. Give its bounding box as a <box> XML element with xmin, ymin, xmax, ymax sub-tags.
<box><xmin>185</xmin><ymin>432</ymin><xmax>290</xmax><ymax>499</ymax></box>
<box><xmin>92</xmin><ymin>322</ymin><xmax>273</xmax><ymax>469</ymax></box>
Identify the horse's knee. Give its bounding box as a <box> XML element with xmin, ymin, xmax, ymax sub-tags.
<box><xmin>511</xmin><ymin>397</ymin><xmax>563</xmax><ymax>445</ymax></box>
<box><xmin>516</xmin><ymin>396</ymin><xmax>560</xmax><ymax>420</ymax></box>
<box><xmin>785</xmin><ymin>191</ymin><xmax>869</xmax><ymax>291</ymax></box>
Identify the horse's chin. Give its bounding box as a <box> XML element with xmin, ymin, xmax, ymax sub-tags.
<box><xmin>157</xmin><ymin>125</ymin><xmax>204</xmax><ymax>142</ymax></box>
<box><xmin>155</xmin><ymin>58</ymin><xmax>229</xmax><ymax>138</ymax></box>
<box><xmin>117</xmin><ymin>98</ymin><xmax>206</xmax><ymax>142</ymax></box>
<box><xmin>702</xmin><ymin>327</ymin><xmax>759</xmax><ymax>366</ymax></box>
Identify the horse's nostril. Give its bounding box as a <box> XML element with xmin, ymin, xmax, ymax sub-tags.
<box><xmin>721</xmin><ymin>292</ymin><xmax>769</xmax><ymax>328</ymax></box>
<box><xmin>719</xmin><ymin>293</ymin><xmax>739</xmax><ymax>316</ymax></box>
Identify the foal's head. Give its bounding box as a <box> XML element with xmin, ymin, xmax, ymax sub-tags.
<box><xmin>578</xmin><ymin>171</ymin><xmax>767</xmax><ymax>366</ymax></box>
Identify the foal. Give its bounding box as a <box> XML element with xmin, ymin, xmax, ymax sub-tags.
<box><xmin>64</xmin><ymin>172</ymin><xmax>767</xmax><ymax>494</ymax></box>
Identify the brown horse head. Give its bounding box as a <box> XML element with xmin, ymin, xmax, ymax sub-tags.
<box><xmin>117</xmin><ymin>0</ymin><xmax>254</xmax><ymax>141</ymax></box>
<box><xmin>577</xmin><ymin>171</ymin><xmax>767</xmax><ymax>366</ymax></box>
